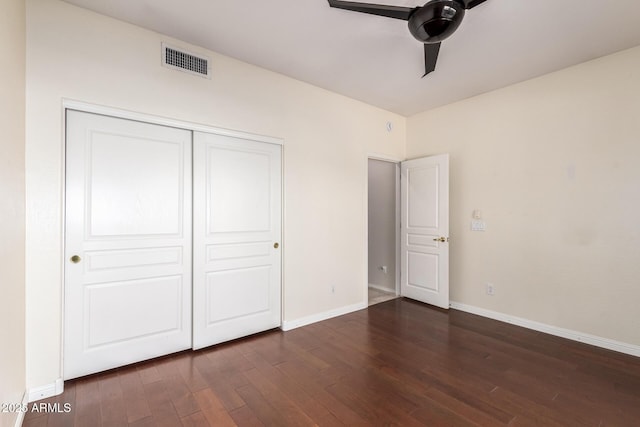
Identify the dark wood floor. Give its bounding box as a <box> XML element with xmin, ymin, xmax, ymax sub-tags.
<box><xmin>24</xmin><ymin>298</ymin><xmax>640</xmax><ymax>426</ymax></box>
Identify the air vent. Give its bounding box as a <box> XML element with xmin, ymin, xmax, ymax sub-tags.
<box><xmin>161</xmin><ymin>43</ymin><xmax>211</xmax><ymax>79</ymax></box>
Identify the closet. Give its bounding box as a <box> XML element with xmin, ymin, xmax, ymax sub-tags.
<box><xmin>64</xmin><ymin>110</ymin><xmax>281</xmax><ymax>379</ymax></box>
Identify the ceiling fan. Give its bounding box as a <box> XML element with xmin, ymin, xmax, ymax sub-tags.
<box><xmin>328</xmin><ymin>0</ymin><xmax>488</xmax><ymax>77</ymax></box>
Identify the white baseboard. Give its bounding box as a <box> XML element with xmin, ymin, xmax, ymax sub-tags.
<box><xmin>281</xmin><ymin>301</ymin><xmax>367</xmax><ymax>331</ymax></box>
<box><xmin>13</xmin><ymin>391</ymin><xmax>29</xmax><ymax>427</ymax></box>
<box><xmin>368</xmin><ymin>283</ymin><xmax>396</xmax><ymax>293</ymax></box>
<box><xmin>450</xmin><ymin>301</ymin><xmax>640</xmax><ymax>358</ymax></box>
<box><xmin>27</xmin><ymin>378</ymin><xmax>64</xmax><ymax>403</ymax></box>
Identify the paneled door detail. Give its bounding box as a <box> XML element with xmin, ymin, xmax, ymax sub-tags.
<box><xmin>193</xmin><ymin>132</ymin><xmax>282</xmax><ymax>349</ymax></box>
<box><xmin>400</xmin><ymin>154</ymin><xmax>449</xmax><ymax>308</ymax></box>
<box><xmin>64</xmin><ymin>110</ymin><xmax>192</xmax><ymax>379</ymax></box>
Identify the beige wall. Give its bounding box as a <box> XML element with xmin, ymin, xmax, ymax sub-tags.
<box><xmin>0</xmin><ymin>0</ymin><xmax>26</xmax><ymax>425</ymax></box>
<box><xmin>407</xmin><ymin>45</ymin><xmax>640</xmax><ymax>347</ymax></box>
<box><xmin>25</xmin><ymin>0</ymin><xmax>406</xmax><ymax>390</ymax></box>
<box><xmin>368</xmin><ymin>159</ymin><xmax>397</xmax><ymax>292</ymax></box>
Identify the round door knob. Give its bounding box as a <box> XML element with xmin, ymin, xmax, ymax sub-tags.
<box><xmin>273</xmin><ymin>243</ymin><xmax>279</xmax><ymax>249</ymax></box>
<box><xmin>70</xmin><ymin>255</ymin><xmax>81</xmax><ymax>263</ymax></box>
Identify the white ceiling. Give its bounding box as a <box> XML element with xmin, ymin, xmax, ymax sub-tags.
<box><xmin>62</xmin><ymin>0</ymin><xmax>640</xmax><ymax>116</ymax></box>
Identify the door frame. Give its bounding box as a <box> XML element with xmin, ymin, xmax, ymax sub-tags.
<box><xmin>365</xmin><ymin>154</ymin><xmax>401</xmax><ymax>299</ymax></box>
<box><xmin>60</xmin><ymin>99</ymin><xmax>284</xmax><ymax>381</ymax></box>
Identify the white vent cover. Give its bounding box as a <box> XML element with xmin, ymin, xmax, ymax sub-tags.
<box><xmin>161</xmin><ymin>43</ymin><xmax>211</xmax><ymax>79</ymax></box>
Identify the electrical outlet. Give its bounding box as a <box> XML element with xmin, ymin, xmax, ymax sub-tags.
<box><xmin>331</xmin><ymin>285</ymin><xmax>335</xmax><ymax>294</ymax></box>
<box><xmin>486</xmin><ymin>283</ymin><xmax>495</xmax><ymax>296</ymax></box>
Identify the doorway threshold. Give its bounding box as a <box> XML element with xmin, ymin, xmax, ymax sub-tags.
<box><xmin>368</xmin><ymin>287</ymin><xmax>398</xmax><ymax>306</ymax></box>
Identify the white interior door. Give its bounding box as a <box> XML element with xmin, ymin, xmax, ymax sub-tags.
<box><xmin>64</xmin><ymin>110</ymin><xmax>192</xmax><ymax>379</ymax></box>
<box><xmin>193</xmin><ymin>132</ymin><xmax>282</xmax><ymax>350</ymax></box>
<box><xmin>400</xmin><ymin>154</ymin><xmax>449</xmax><ymax>308</ymax></box>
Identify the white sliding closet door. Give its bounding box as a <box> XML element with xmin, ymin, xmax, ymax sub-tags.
<box><xmin>64</xmin><ymin>110</ymin><xmax>192</xmax><ymax>379</ymax></box>
<box><xmin>193</xmin><ymin>132</ymin><xmax>282</xmax><ymax>350</ymax></box>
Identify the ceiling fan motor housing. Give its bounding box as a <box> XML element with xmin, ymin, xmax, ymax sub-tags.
<box><xmin>408</xmin><ymin>0</ymin><xmax>466</xmax><ymax>43</ymax></box>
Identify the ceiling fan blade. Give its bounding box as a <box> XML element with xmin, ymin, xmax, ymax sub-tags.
<box><xmin>327</xmin><ymin>0</ymin><xmax>416</xmax><ymax>21</ymax></box>
<box><xmin>422</xmin><ymin>42</ymin><xmax>441</xmax><ymax>77</ymax></box>
<box><xmin>461</xmin><ymin>0</ymin><xmax>488</xmax><ymax>9</ymax></box>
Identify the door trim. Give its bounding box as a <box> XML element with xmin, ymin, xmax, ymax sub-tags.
<box><xmin>62</xmin><ymin>99</ymin><xmax>284</xmax><ymax>145</ymax></box>
<box><xmin>61</xmin><ymin>100</ymin><xmax>284</xmax><ymax>381</ymax></box>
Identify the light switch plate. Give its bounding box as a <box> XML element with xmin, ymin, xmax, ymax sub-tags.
<box><xmin>471</xmin><ymin>220</ymin><xmax>486</xmax><ymax>231</ymax></box>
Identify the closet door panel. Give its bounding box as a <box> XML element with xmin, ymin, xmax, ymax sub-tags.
<box><xmin>193</xmin><ymin>132</ymin><xmax>282</xmax><ymax>349</ymax></box>
<box><xmin>64</xmin><ymin>110</ymin><xmax>192</xmax><ymax>379</ymax></box>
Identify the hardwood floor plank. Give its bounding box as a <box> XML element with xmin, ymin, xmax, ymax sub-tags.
<box><xmin>324</xmin><ymin>380</ymin><xmax>390</xmax><ymax>424</ymax></box>
<box><xmin>180</xmin><ymin>411</ymin><xmax>211</xmax><ymax>427</ymax></box>
<box><xmin>275</xmin><ymin>359</ymin><xmax>367</xmax><ymax>425</ymax></box>
<box><xmin>21</xmin><ymin>415</ymin><xmax>47</xmax><ymax>427</ymax></box>
<box><xmin>548</xmin><ymin>392</ymin><xmax>615</xmax><ymax>427</ymax></box>
<box><xmin>228</xmin><ymin>405</ymin><xmax>265</xmax><ymax>427</ymax></box>
<box><xmin>98</xmin><ymin>373</ymin><xmax>128</xmax><ymax>427</ymax></box>
<box><xmin>128</xmin><ymin>416</ymin><xmax>156</xmax><ymax>427</ymax></box>
<box><xmin>192</xmin><ymin>347</ymin><xmax>249</xmax><ymax>412</ymax></box>
<box><xmin>42</xmin><ymin>379</ymin><xmax>76</xmax><ymax>427</ymax></box>
<box><xmin>136</xmin><ymin>362</ymin><xmax>163</xmax><ymax>385</ymax></box>
<box><xmin>174</xmin><ymin>354</ymin><xmax>210</xmax><ymax>393</ymax></box>
<box><xmin>118</xmin><ymin>368</ymin><xmax>152</xmax><ymax>424</ymax></box>
<box><xmin>154</xmin><ymin>357</ymin><xmax>200</xmax><ymax>418</ymax></box>
<box><xmin>73</xmin><ymin>377</ymin><xmax>103</xmax><ymax>427</ymax></box>
<box><xmin>278</xmin><ymin>327</ymin><xmax>322</xmax><ymax>352</ymax></box>
<box><xmin>416</xmin><ymin>370</ymin><xmax>514</xmax><ymax>425</ymax></box>
<box><xmin>488</xmin><ymin>386</ymin><xmax>584</xmax><ymax>427</ymax></box>
<box><xmin>337</xmin><ymin>375</ymin><xmax>425</xmax><ymax>426</ymax></box>
<box><xmin>142</xmin><ymin>378</ymin><xmax>182</xmax><ymax>427</ymax></box>
<box><xmin>422</xmin><ymin>385</ymin><xmax>513</xmax><ymax>426</ymax></box>
<box><xmin>193</xmin><ymin>388</ymin><xmax>237</xmax><ymax>427</ymax></box>
<box><xmin>234</xmin><ymin>383</ymin><xmax>296</xmax><ymax>426</ymax></box>
<box><xmin>410</xmin><ymin>402</ymin><xmax>482</xmax><ymax>427</ymax></box>
<box><xmin>241</xmin><ymin>367</ymin><xmax>316</xmax><ymax>426</ymax></box>
<box><xmin>241</xmin><ymin>350</ymin><xmax>342</xmax><ymax>426</ymax></box>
